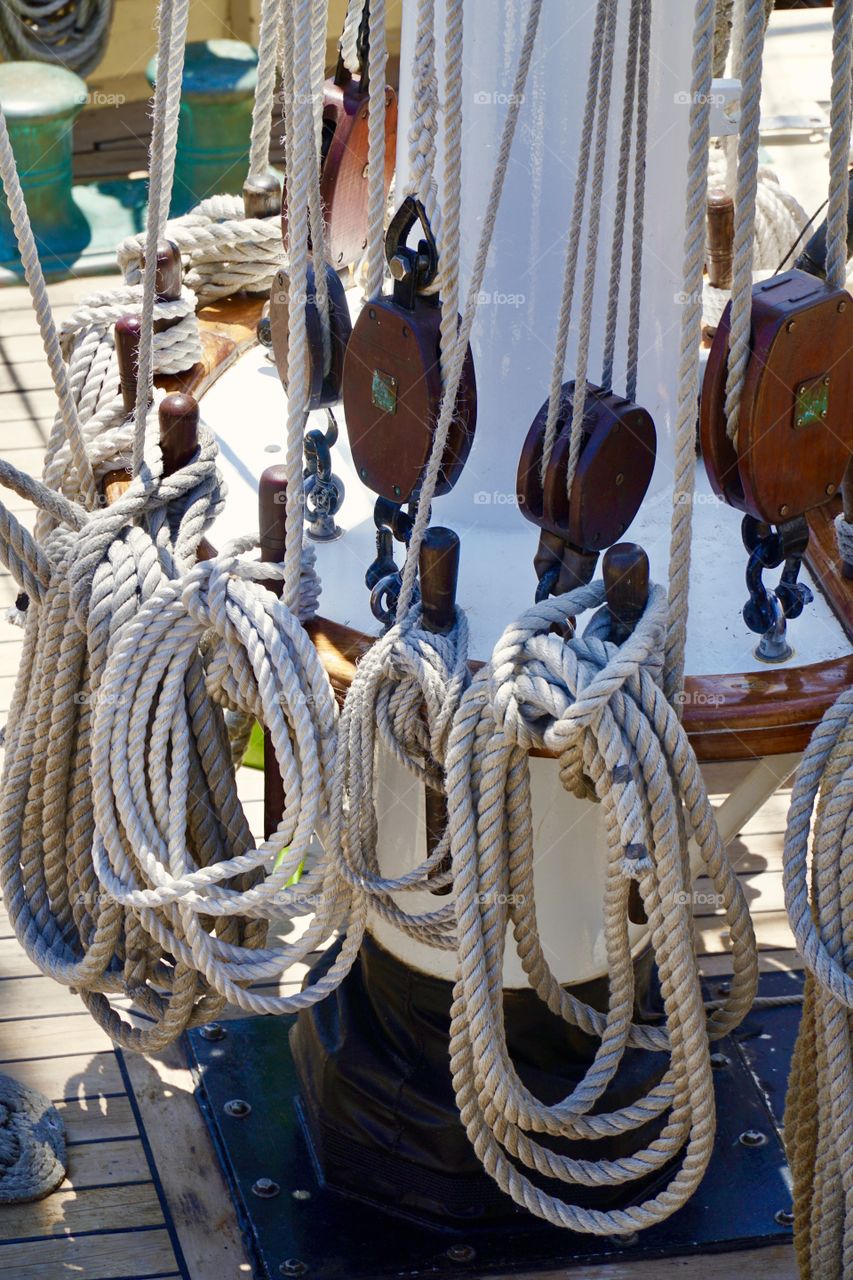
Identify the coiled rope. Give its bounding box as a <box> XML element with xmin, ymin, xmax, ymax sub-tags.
<box><xmin>0</xmin><ymin>0</ymin><xmax>113</xmax><ymax>76</ymax></box>
<box><xmin>445</xmin><ymin>583</ymin><xmax>757</xmax><ymax>1233</ymax></box>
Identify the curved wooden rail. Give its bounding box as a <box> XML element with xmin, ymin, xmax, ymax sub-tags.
<box><xmin>167</xmin><ymin>295</ymin><xmax>853</xmax><ymax>764</ymax></box>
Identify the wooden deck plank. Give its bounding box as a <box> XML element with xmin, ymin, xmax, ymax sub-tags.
<box><xmin>0</xmin><ymin>1012</ymin><xmax>117</xmax><ymax>1061</ymax></box>
<box><xmin>57</xmin><ymin>1094</ymin><xmax>139</xmax><ymax>1144</ymax></box>
<box><xmin>63</xmin><ymin>1137</ymin><xmax>151</xmax><ymax>1188</ymax></box>
<box><xmin>695</xmin><ymin>909</ymin><xmax>795</xmax><ymax>956</ymax></box>
<box><xmin>0</xmin><ymin>1181</ymin><xmax>164</xmax><ymax>1243</ymax></box>
<box><xmin>0</xmin><ymin>1226</ymin><xmax>179</xmax><ymax>1278</ymax></box>
<box><xmin>0</xmin><ymin>974</ymin><xmax>94</xmax><ymax>1021</ymax></box>
<box><xmin>6</xmin><ymin>1050</ymin><xmax>125</xmax><ymax>1100</ymax></box>
<box><xmin>122</xmin><ymin>1046</ymin><xmax>254</xmax><ymax>1279</ymax></box>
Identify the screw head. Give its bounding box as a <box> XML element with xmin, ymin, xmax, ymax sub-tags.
<box><xmin>796</xmin><ymin>417</ymin><xmax>804</xmax><ymax>427</ymax></box>
<box><xmin>739</xmin><ymin>1129</ymin><xmax>768</xmax><ymax>1148</ymax></box>
<box><xmin>199</xmin><ymin>1022</ymin><xmax>225</xmax><ymax>1041</ymax></box>
<box><xmin>368</xmin><ymin>307</ymin><xmax>376</xmax><ymax>320</ymax></box>
<box><xmin>839</xmin><ymin>300</ymin><xmax>848</xmax><ymax>312</ymax></box>
<box><xmin>710</xmin><ymin>1052</ymin><xmax>729</xmax><ymax>1070</ymax></box>
<box><xmin>362</xmin><ymin>163</ymin><xmax>369</xmax><ymax>179</ymax></box>
<box><xmin>615</xmin><ymin>473</ymin><xmax>624</xmax><ymax>486</ymax></box>
<box><xmin>292</xmin><ymin>1188</ymin><xmax>311</xmax><ymax>1201</ymax></box>
<box><xmin>224</xmin><ymin>1099</ymin><xmax>251</xmax><ymax>1118</ymax></box>
<box><xmin>786</xmin><ymin>320</ymin><xmax>796</xmax><ymax>332</ymax></box>
<box><xmin>779</xmin><ymin>504</ymin><xmax>790</xmax><ymax>517</ymax></box>
<box><xmin>280</xmin><ymin>1261</ymin><xmax>307</xmax><ymax>1277</ymax></box>
<box><xmin>717</xmin><ymin>981</ymin><xmax>731</xmax><ymax>996</ymax></box>
<box><xmin>252</xmin><ymin>1177</ymin><xmax>281</xmax><ymax>1198</ymax></box>
<box><xmin>825</xmin><ymin>376</ymin><xmax>831</xmax><ymax>385</ymax></box>
<box><xmin>775</xmin><ymin>1208</ymin><xmax>795</xmax><ymax>1227</ymax></box>
<box><xmin>446</xmin><ymin>1244</ymin><xmax>476</xmax><ymax>1263</ymax></box>
<box><xmin>826</xmin><ymin>484</ymin><xmax>836</xmax><ymax>496</ymax></box>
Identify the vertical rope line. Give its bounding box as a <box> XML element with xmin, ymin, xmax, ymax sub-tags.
<box><xmin>0</xmin><ymin>110</ymin><xmax>96</xmax><ymax>507</ymax></box>
<box><xmin>826</xmin><ymin>0</ymin><xmax>853</xmax><ymax>291</ymax></box>
<box><xmin>625</xmin><ymin>0</ymin><xmax>651</xmax><ymax>403</ymax></box>
<box><xmin>249</xmin><ymin>0</ymin><xmax>285</xmax><ymax>178</ymax></box>
<box><xmin>404</xmin><ymin>0</ymin><xmax>440</xmax><ymax>225</ymax></box>
<box><xmin>722</xmin><ymin>0</ymin><xmax>765</xmax><ymax>443</ymax></box>
<box><xmin>601</xmin><ymin>0</ymin><xmax>642</xmax><ymax>395</ymax></box>
<box><xmin>365</xmin><ymin>0</ymin><xmax>389</xmax><ymax>299</ymax></box>
<box><xmin>563</xmin><ymin>0</ymin><xmax>619</xmax><ymax>501</ymax></box>
<box><xmin>436</xmin><ymin>0</ymin><xmax>463</xmax><ymax>384</ymax></box>
<box><xmin>340</xmin><ymin>0</ymin><xmax>363</xmax><ymax>73</ymax></box>
<box><xmin>283</xmin><ymin>0</ymin><xmax>313</xmax><ymax>613</ymax></box>
<box><xmin>395</xmin><ymin>0</ymin><xmax>544</xmax><ymax>619</ymax></box>
<box><xmin>538</xmin><ymin>0</ymin><xmax>609</xmax><ymax>483</ymax></box>
<box><xmin>663</xmin><ymin>0</ymin><xmax>716</xmax><ymax>704</ymax></box>
<box><xmin>133</xmin><ymin>0</ymin><xmax>190</xmax><ymax>474</ymax></box>
<box><xmin>307</xmin><ymin>0</ymin><xmax>331</xmax><ymax>372</ymax></box>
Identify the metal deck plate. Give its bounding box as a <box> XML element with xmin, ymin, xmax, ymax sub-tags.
<box><xmin>186</xmin><ymin>972</ymin><xmax>801</xmax><ymax>1279</ymax></box>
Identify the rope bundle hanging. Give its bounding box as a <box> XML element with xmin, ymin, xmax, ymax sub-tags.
<box><xmin>0</xmin><ymin>0</ymin><xmax>359</xmax><ymax>1050</ymax></box>
<box><xmin>783</xmin><ymin>688</ymin><xmax>853</xmax><ymax>1280</ymax></box>
<box><xmin>445</xmin><ymin>583</ymin><xmax>757</xmax><ymax>1233</ymax></box>
<box><xmin>0</xmin><ymin>0</ymin><xmax>114</xmax><ymax>76</ymax></box>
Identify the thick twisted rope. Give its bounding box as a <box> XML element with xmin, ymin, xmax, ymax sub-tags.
<box><xmin>327</xmin><ymin>604</ymin><xmax>468</xmax><ymax>944</ymax></box>
<box><xmin>782</xmin><ymin>688</ymin><xmax>853</xmax><ymax>1278</ymax></box>
<box><xmin>445</xmin><ymin>582</ymin><xmax>757</xmax><ymax>1234</ymax></box>
<box><xmin>118</xmin><ymin>197</ymin><xmax>286</xmax><ymax>306</ymax></box>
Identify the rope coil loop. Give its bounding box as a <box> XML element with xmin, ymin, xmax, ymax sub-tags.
<box><xmin>445</xmin><ymin>580</ymin><xmax>757</xmax><ymax>1233</ymax></box>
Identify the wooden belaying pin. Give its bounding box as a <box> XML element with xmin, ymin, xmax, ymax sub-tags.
<box><xmin>259</xmin><ymin>465</ymin><xmax>288</xmax><ymax>838</ymax></box>
<box><xmin>419</xmin><ymin>526</ymin><xmax>461</xmax><ymax>634</ymax></box>
<box><xmin>114</xmin><ymin>315</ymin><xmax>142</xmax><ymax>415</ymax></box>
<box><xmin>158</xmin><ymin>392</ymin><xmax>200</xmax><ymax>474</ymax></box>
<box><xmin>420</xmin><ymin>527</ymin><xmax>461</xmax><ymax>896</ymax></box>
<box><xmin>243</xmin><ymin>172</ymin><xmax>281</xmax><ymax>220</ymax></box>
<box><xmin>603</xmin><ymin>542</ymin><xmax>650</xmax><ymax>927</ymax></box>
<box><xmin>706</xmin><ymin>189</ymin><xmax>734</xmax><ymax>291</ymax></box>
<box><xmin>102</xmin><ymin>315</ymin><xmax>143</xmax><ymax>501</ymax></box>
<box><xmin>158</xmin><ymin>393</ymin><xmax>218</xmax><ymax>562</ymax></box>
<box><xmin>602</xmin><ymin>542</ymin><xmax>650</xmax><ymax>646</ymax></box>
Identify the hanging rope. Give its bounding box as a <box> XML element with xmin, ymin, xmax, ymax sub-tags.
<box><xmin>0</xmin><ymin>0</ymin><xmax>113</xmax><ymax>76</ymax></box>
<box><xmin>445</xmin><ymin>584</ymin><xmax>757</xmax><ymax>1234</ymax></box>
<box><xmin>783</xmin><ymin>688</ymin><xmax>853</xmax><ymax>1279</ymax></box>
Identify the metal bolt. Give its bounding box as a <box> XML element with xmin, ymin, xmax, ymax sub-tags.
<box><xmin>368</xmin><ymin>307</ymin><xmax>376</xmax><ymax>320</ymax></box>
<box><xmin>825</xmin><ymin>376</ymin><xmax>831</xmax><ymax>385</ymax></box>
<box><xmin>292</xmin><ymin>1188</ymin><xmax>311</xmax><ymax>1201</ymax></box>
<box><xmin>796</xmin><ymin>417</ymin><xmax>804</xmax><ymax>427</ymax></box>
<box><xmin>775</xmin><ymin>1208</ymin><xmax>795</xmax><ymax>1227</ymax></box>
<box><xmin>402</xmin><ymin>326</ymin><xmax>409</xmax><ymax>338</ymax></box>
<box><xmin>224</xmin><ymin>1099</ymin><xmax>251</xmax><ymax>1118</ymax></box>
<box><xmin>199</xmin><ymin>1022</ymin><xmax>225</xmax><ymax>1041</ymax></box>
<box><xmin>710</xmin><ymin>1052</ymin><xmax>729</xmax><ymax>1070</ymax></box>
<box><xmin>252</xmin><ymin>1177</ymin><xmax>281</xmax><ymax>1198</ymax></box>
<box><xmin>717</xmin><ymin>981</ymin><xmax>731</xmax><ymax>996</ymax></box>
<box><xmin>389</xmin><ymin>253</ymin><xmax>411</xmax><ymax>282</ymax></box>
<box><xmin>615</xmin><ymin>473</ymin><xmax>624</xmax><ymax>486</ymax></box>
<box><xmin>359</xmin><ymin>467</ymin><xmax>368</xmax><ymax>480</ymax></box>
<box><xmin>779</xmin><ymin>504</ymin><xmax>790</xmax><ymax>518</ymax></box>
<box><xmin>739</xmin><ymin>1130</ymin><xmax>767</xmax><ymax>1148</ymax></box>
<box><xmin>446</xmin><ymin>1244</ymin><xmax>476</xmax><ymax>1263</ymax></box>
<box><xmin>797</xmin><ymin>385</ymin><xmax>805</xmax><ymax>396</ymax></box>
<box><xmin>839</xmin><ymin>300</ymin><xmax>848</xmax><ymax>313</ymax></box>
<box><xmin>821</xmin><ymin>409</ymin><xmax>828</xmax><ymax>419</ymax></box>
<box><xmin>362</xmin><ymin>163</ymin><xmax>369</xmax><ymax>179</ymax></box>
<box><xmin>786</xmin><ymin>320</ymin><xmax>796</xmax><ymax>332</ymax></box>
<box><xmin>393</xmin><ymin>484</ymin><xmax>402</xmax><ymax>497</ymax></box>
<box><xmin>827</xmin><ymin>484</ymin><xmax>836</xmax><ymax>496</ymax></box>
<box><xmin>280</xmin><ymin>1262</ymin><xmax>308</xmax><ymax>1277</ymax></box>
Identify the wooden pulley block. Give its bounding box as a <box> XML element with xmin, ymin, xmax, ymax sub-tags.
<box><xmin>701</xmin><ymin>269</ymin><xmax>853</xmax><ymax>525</ymax></box>
<box><xmin>342</xmin><ymin>197</ymin><xmax>477</xmax><ymax>505</ymax></box>
<box><xmin>268</xmin><ymin>261</ymin><xmax>352</xmax><ymax>410</ymax></box>
<box><xmin>517</xmin><ymin>381</ymin><xmax>657</xmax><ymax>554</ymax></box>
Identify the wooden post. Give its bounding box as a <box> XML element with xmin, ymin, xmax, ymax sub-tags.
<box><xmin>706</xmin><ymin>189</ymin><xmax>734</xmax><ymax>291</ymax></box>
<box><xmin>420</xmin><ymin>527</ymin><xmax>460</xmax><ymax>895</ymax></box>
<box><xmin>259</xmin><ymin>465</ymin><xmax>289</xmax><ymax>838</ymax></box>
